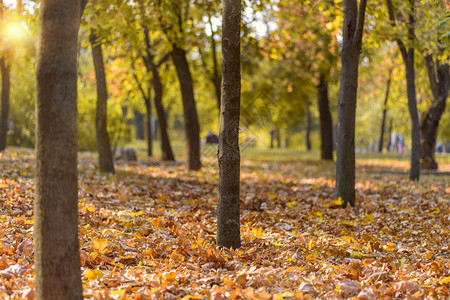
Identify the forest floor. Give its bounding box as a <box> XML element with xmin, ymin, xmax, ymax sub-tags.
<box><xmin>0</xmin><ymin>147</ymin><xmax>449</xmax><ymax>299</ymax></box>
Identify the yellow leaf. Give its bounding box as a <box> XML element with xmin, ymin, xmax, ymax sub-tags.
<box><xmin>430</xmin><ymin>208</ymin><xmax>440</xmax><ymax>215</ymax></box>
<box><xmin>267</xmin><ymin>193</ymin><xmax>277</xmax><ymax>200</ymax></box>
<box><xmin>85</xmin><ymin>269</ymin><xmax>103</xmax><ymax>281</ymax></box>
<box><xmin>332</xmin><ymin>197</ymin><xmax>344</xmax><ymax>206</ymax></box>
<box><xmin>342</xmin><ymin>236</ymin><xmax>353</xmax><ymax>243</ymax></box>
<box><xmin>426</xmin><ymin>252</ymin><xmax>434</xmax><ymax>260</ymax></box>
<box><xmin>92</xmin><ymin>238</ymin><xmax>108</xmax><ymax>254</ymax></box>
<box><xmin>438</xmin><ymin>277</ymin><xmax>450</xmax><ymax>284</ymax></box>
<box><xmin>111</xmin><ymin>289</ymin><xmax>127</xmax><ymax>297</ymax></box>
<box><xmin>363</xmin><ymin>214</ymin><xmax>374</xmax><ymax>223</ymax></box>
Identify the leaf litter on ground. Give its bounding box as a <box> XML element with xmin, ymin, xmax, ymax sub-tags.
<box><xmin>0</xmin><ymin>148</ymin><xmax>449</xmax><ymax>299</ymax></box>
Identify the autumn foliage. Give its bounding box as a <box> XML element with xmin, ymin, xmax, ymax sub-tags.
<box><xmin>0</xmin><ymin>149</ymin><xmax>449</xmax><ymax>299</ymax></box>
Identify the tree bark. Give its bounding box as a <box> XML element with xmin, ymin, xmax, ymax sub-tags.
<box><xmin>217</xmin><ymin>0</ymin><xmax>241</xmax><ymax>249</ymax></box>
<box><xmin>140</xmin><ymin>26</ymin><xmax>175</xmax><ymax>161</ymax></box>
<box><xmin>379</xmin><ymin>68</ymin><xmax>392</xmax><ymax>152</ymax></box>
<box><xmin>210</xmin><ymin>17</ymin><xmax>222</xmax><ymax>110</ymax></box>
<box><xmin>134</xmin><ymin>110</ymin><xmax>145</xmax><ymax>140</ymax></box>
<box><xmin>171</xmin><ymin>44</ymin><xmax>201</xmax><ymax>170</ymax></box>
<box><xmin>144</xmin><ymin>98</ymin><xmax>153</xmax><ymax>157</ymax></box>
<box><xmin>386</xmin><ymin>118</ymin><xmax>393</xmax><ymax>151</ymax></box>
<box><xmin>317</xmin><ymin>73</ymin><xmax>333</xmax><ymax>160</ymax></box>
<box><xmin>335</xmin><ymin>0</ymin><xmax>367</xmax><ymax>208</ymax></box>
<box><xmin>0</xmin><ymin>58</ymin><xmax>10</xmax><ymax>151</ymax></box>
<box><xmin>305</xmin><ymin>104</ymin><xmax>312</xmax><ymax>151</ymax></box>
<box><xmin>90</xmin><ymin>30</ymin><xmax>115</xmax><ymax>173</ymax></box>
<box><xmin>35</xmin><ymin>0</ymin><xmax>82</xmax><ymax>299</ymax></box>
<box><xmin>420</xmin><ymin>53</ymin><xmax>449</xmax><ymax>169</ymax></box>
<box><xmin>151</xmin><ymin>67</ymin><xmax>175</xmax><ymax>161</ymax></box>
<box><xmin>386</xmin><ymin>0</ymin><xmax>420</xmax><ymax>180</ymax></box>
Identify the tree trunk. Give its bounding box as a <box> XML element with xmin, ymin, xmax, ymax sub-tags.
<box><xmin>209</xmin><ymin>17</ymin><xmax>222</xmax><ymax>110</ymax></box>
<box><xmin>151</xmin><ymin>67</ymin><xmax>175</xmax><ymax>161</ymax></box>
<box><xmin>90</xmin><ymin>30</ymin><xmax>115</xmax><ymax>173</ymax></box>
<box><xmin>305</xmin><ymin>104</ymin><xmax>312</xmax><ymax>151</ymax></box>
<box><xmin>171</xmin><ymin>44</ymin><xmax>201</xmax><ymax>170</ymax></box>
<box><xmin>386</xmin><ymin>0</ymin><xmax>420</xmax><ymax>180</ymax></box>
<box><xmin>144</xmin><ymin>98</ymin><xmax>153</xmax><ymax>157</ymax></box>
<box><xmin>217</xmin><ymin>0</ymin><xmax>241</xmax><ymax>250</ymax></box>
<box><xmin>378</xmin><ymin>69</ymin><xmax>392</xmax><ymax>152</ymax></box>
<box><xmin>35</xmin><ymin>0</ymin><xmax>82</xmax><ymax>299</ymax></box>
<box><xmin>0</xmin><ymin>58</ymin><xmax>10</xmax><ymax>151</ymax></box>
<box><xmin>335</xmin><ymin>0</ymin><xmax>367</xmax><ymax>208</ymax></box>
<box><xmin>317</xmin><ymin>73</ymin><xmax>333</xmax><ymax>159</ymax></box>
<box><xmin>386</xmin><ymin>118</ymin><xmax>393</xmax><ymax>152</ymax></box>
<box><xmin>134</xmin><ymin>110</ymin><xmax>145</xmax><ymax>140</ymax></box>
<box><xmin>404</xmin><ymin>49</ymin><xmax>421</xmax><ymax>180</ymax></box>
<box><xmin>420</xmin><ymin>54</ymin><xmax>449</xmax><ymax>169</ymax></box>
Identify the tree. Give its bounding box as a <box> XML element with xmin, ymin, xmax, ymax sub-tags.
<box><xmin>157</xmin><ymin>0</ymin><xmax>201</xmax><ymax>170</ymax></box>
<box><xmin>420</xmin><ymin>45</ymin><xmax>449</xmax><ymax>169</ymax></box>
<box><xmin>0</xmin><ymin>0</ymin><xmax>11</xmax><ymax>151</ymax></box>
<box><xmin>386</xmin><ymin>0</ymin><xmax>420</xmax><ymax>180</ymax></box>
<box><xmin>335</xmin><ymin>0</ymin><xmax>367</xmax><ymax>208</ymax></box>
<box><xmin>140</xmin><ymin>25</ymin><xmax>175</xmax><ymax>161</ymax></box>
<box><xmin>269</xmin><ymin>0</ymin><xmax>340</xmax><ymax>160</ymax></box>
<box><xmin>378</xmin><ymin>67</ymin><xmax>393</xmax><ymax>152</ymax></box>
<box><xmin>34</xmin><ymin>0</ymin><xmax>82</xmax><ymax>298</ymax></box>
<box><xmin>318</xmin><ymin>73</ymin><xmax>333</xmax><ymax>159</ymax></box>
<box><xmin>90</xmin><ymin>29</ymin><xmax>115</xmax><ymax>173</ymax></box>
<box><xmin>217</xmin><ymin>0</ymin><xmax>241</xmax><ymax>249</ymax></box>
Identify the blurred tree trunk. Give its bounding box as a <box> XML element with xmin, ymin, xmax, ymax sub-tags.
<box><xmin>35</xmin><ymin>0</ymin><xmax>82</xmax><ymax>298</ymax></box>
<box><xmin>90</xmin><ymin>30</ymin><xmax>115</xmax><ymax>173</ymax></box>
<box><xmin>217</xmin><ymin>0</ymin><xmax>241</xmax><ymax>249</ymax></box>
<box><xmin>0</xmin><ymin>2</ymin><xmax>10</xmax><ymax>152</ymax></box>
<box><xmin>150</xmin><ymin>67</ymin><xmax>175</xmax><ymax>161</ymax></box>
<box><xmin>172</xmin><ymin>44</ymin><xmax>201</xmax><ymax>170</ymax></box>
<box><xmin>386</xmin><ymin>118</ymin><xmax>393</xmax><ymax>152</ymax></box>
<box><xmin>0</xmin><ymin>58</ymin><xmax>10</xmax><ymax>151</ymax></box>
<box><xmin>305</xmin><ymin>103</ymin><xmax>312</xmax><ymax>151</ymax></box>
<box><xmin>317</xmin><ymin>73</ymin><xmax>333</xmax><ymax>159</ymax></box>
<box><xmin>387</xmin><ymin>0</ymin><xmax>420</xmax><ymax>180</ymax></box>
<box><xmin>420</xmin><ymin>52</ymin><xmax>449</xmax><ymax>169</ymax></box>
<box><xmin>144</xmin><ymin>97</ymin><xmax>153</xmax><ymax>157</ymax></box>
<box><xmin>134</xmin><ymin>110</ymin><xmax>145</xmax><ymax>140</ymax></box>
<box><xmin>335</xmin><ymin>0</ymin><xmax>367</xmax><ymax>208</ymax></box>
<box><xmin>379</xmin><ymin>68</ymin><xmax>392</xmax><ymax>153</ymax></box>
<box><xmin>141</xmin><ymin>26</ymin><xmax>175</xmax><ymax>160</ymax></box>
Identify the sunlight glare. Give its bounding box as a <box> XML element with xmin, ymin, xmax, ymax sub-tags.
<box><xmin>2</xmin><ymin>21</ymin><xmax>28</xmax><ymax>44</ymax></box>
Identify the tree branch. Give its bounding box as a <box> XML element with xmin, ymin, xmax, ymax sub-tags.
<box><xmin>386</xmin><ymin>0</ymin><xmax>408</xmax><ymax>60</ymax></box>
<box><xmin>353</xmin><ymin>0</ymin><xmax>367</xmax><ymax>48</ymax></box>
<box><xmin>424</xmin><ymin>54</ymin><xmax>439</xmax><ymax>100</ymax></box>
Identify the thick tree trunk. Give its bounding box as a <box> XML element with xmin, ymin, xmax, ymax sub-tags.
<box><xmin>305</xmin><ymin>104</ymin><xmax>312</xmax><ymax>151</ymax></box>
<box><xmin>151</xmin><ymin>67</ymin><xmax>175</xmax><ymax>161</ymax></box>
<box><xmin>90</xmin><ymin>31</ymin><xmax>115</xmax><ymax>173</ymax></box>
<box><xmin>144</xmin><ymin>98</ymin><xmax>152</xmax><ymax>157</ymax></box>
<box><xmin>317</xmin><ymin>73</ymin><xmax>333</xmax><ymax>159</ymax></box>
<box><xmin>378</xmin><ymin>69</ymin><xmax>392</xmax><ymax>152</ymax></box>
<box><xmin>335</xmin><ymin>0</ymin><xmax>367</xmax><ymax>208</ymax></box>
<box><xmin>420</xmin><ymin>55</ymin><xmax>449</xmax><ymax>169</ymax></box>
<box><xmin>171</xmin><ymin>44</ymin><xmax>201</xmax><ymax>170</ymax></box>
<box><xmin>0</xmin><ymin>58</ymin><xmax>10</xmax><ymax>151</ymax></box>
<box><xmin>35</xmin><ymin>0</ymin><xmax>82</xmax><ymax>299</ymax></box>
<box><xmin>217</xmin><ymin>0</ymin><xmax>241</xmax><ymax>249</ymax></box>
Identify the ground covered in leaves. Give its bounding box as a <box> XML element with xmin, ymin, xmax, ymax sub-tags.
<box><xmin>0</xmin><ymin>148</ymin><xmax>449</xmax><ymax>299</ymax></box>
